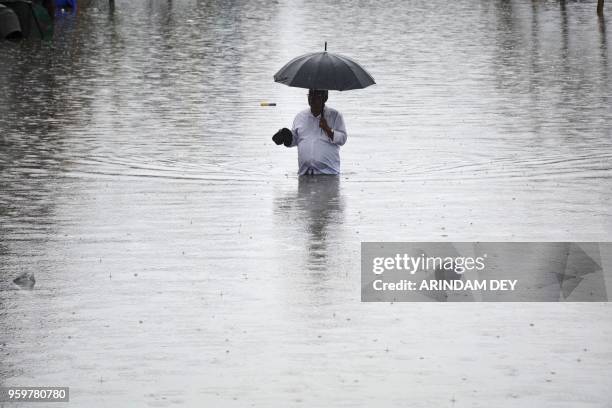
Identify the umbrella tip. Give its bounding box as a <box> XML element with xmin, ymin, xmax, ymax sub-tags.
<box><xmin>324</xmin><ymin>41</ymin><xmax>327</xmax><ymax>51</ymax></box>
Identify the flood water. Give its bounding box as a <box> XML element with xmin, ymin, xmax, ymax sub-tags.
<box><xmin>1</xmin><ymin>0</ymin><xmax>611</xmax><ymax>406</ymax></box>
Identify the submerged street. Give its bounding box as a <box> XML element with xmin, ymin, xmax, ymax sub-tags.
<box><xmin>1</xmin><ymin>0</ymin><xmax>611</xmax><ymax>406</ymax></box>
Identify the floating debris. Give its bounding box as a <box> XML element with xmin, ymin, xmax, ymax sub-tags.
<box><xmin>13</xmin><ymin>273</ymin><xmax>35</xmax><ymax>289</ymax></box>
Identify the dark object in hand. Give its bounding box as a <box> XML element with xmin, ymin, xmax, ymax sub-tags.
<box><xmin>272</xmin><ymin>128</ymin><xmax>293</xmax><ymax>147</ymax></box>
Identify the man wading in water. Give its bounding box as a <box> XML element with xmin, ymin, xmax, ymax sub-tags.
<box><xmin>272</xmin><ymin>89</ymin><xmax>347</xmax><ymax>175</ymax></box>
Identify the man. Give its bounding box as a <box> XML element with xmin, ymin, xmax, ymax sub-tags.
<box><xmin>272</xmin><ymin>89</ymin><xmax>347</xmax><ymax>175</ymax></box>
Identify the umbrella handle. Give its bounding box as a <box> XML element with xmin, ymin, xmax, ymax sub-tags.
<box><xmin>321</xmin><ymin>104</ymin><xmax>330</xmax><ymax>139</ymax></box>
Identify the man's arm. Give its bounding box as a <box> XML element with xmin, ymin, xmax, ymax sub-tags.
<box><xmin>288</xmin><ymin>115</ymin><xmax>300</xmax><ymax>147</ymax></box>
<box><xmin>329</xmin><ymin>112</ymin><xmax>347</xmax><ymax>146</ymax></box>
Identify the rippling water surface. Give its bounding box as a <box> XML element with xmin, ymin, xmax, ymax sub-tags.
<box><xmin>1</xmin><ymin>0</ymin><xmax>611</xmax><ymax>406</ymax></box>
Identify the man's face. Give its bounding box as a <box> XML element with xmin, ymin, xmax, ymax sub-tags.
<box><xmin>308</xmin><ymin>90</ymin><xmax>327</xmax><ymax>115</ymax></box>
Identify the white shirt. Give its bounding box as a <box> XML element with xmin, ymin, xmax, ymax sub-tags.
<box><xmin>289</xmin><ymin>106</ymin><xmax>347</xmax><ymax>175</ymax></box>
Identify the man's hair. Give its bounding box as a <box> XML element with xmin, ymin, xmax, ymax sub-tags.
<box><xmin>308</xmin><ymin>89</ymin><xmax>328</xmax><ymax>99</ymax></box>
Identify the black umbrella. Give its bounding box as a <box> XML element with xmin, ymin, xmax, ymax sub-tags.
<box><xmin>273</xmin><ymin>43</ymin><xmax>375</xmax><ymax>91</ymax></box>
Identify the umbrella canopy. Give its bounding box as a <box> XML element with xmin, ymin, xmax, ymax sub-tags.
<box><xmin>273</xmin><ymin>45</ymin><xmax>375</xmax><ymax>91</ymax></box>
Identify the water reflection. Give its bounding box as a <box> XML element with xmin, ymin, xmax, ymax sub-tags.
<box><xmin>275</xmin><ymin>175</ymin><xmax>345</xmax><ymax>273</ymax></box>
<box><xmin>599</xmin><ymin>14</ymin><xmax>608</xmax><ymax>87</ymax></box>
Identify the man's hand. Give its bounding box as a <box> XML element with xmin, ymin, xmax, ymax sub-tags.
<box><xmin>272</xmin><ymin>128</ymin><xmax>293</xmax><ymax>147</ymax></box>
<box><xmin>319</xmin><ymin>118</ymin><xmax>333</xmax><ymax>140</ymax></box>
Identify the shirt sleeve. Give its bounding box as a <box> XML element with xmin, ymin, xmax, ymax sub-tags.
<box><xmin>331</xmin><ymin>111</ymin><xmax>347</xmax><ymax>146</ymax></box>
<box><xmin>288</xmin><ymin>114</ymin><xmax>300</xmax><ymax>147</ymax></box>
